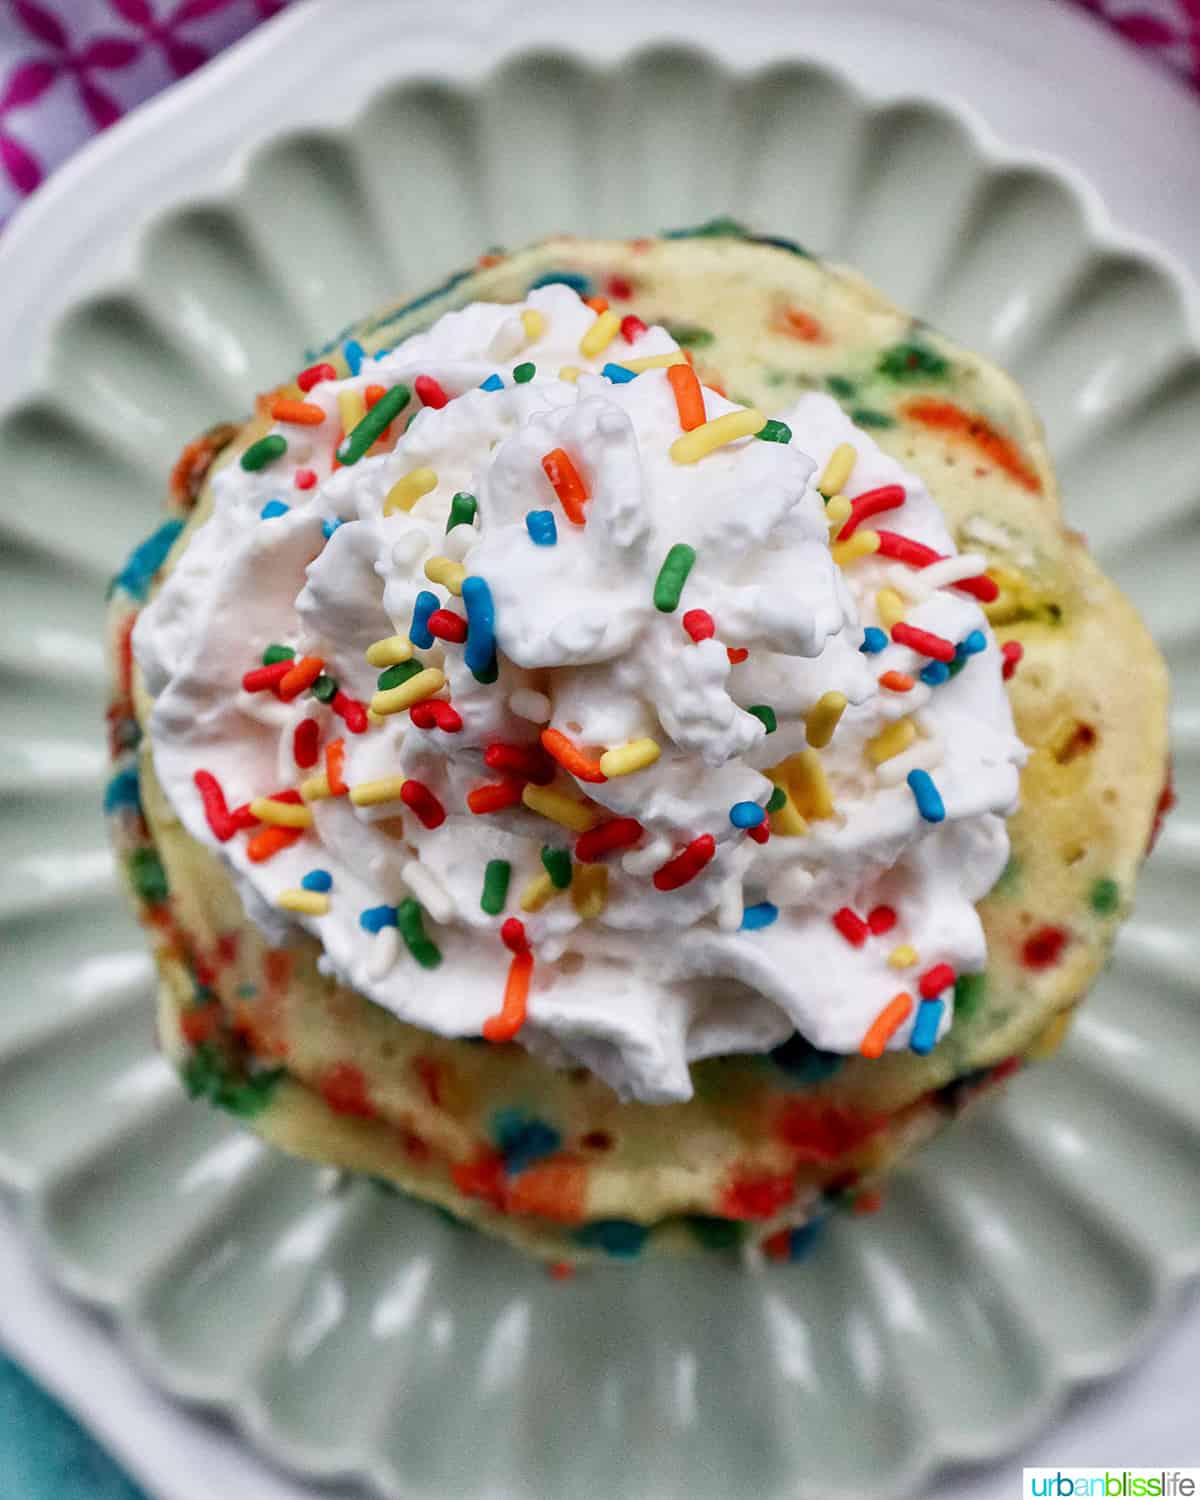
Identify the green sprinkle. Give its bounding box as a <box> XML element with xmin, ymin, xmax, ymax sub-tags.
<box><xmin>310</xmin><ymin>674</ymin><xmax>337</xmax><ymax>703</ymax></box>
<box><xmin>541</xmin><ymin>846</ymin><xmax>573</xmax><ymax>890</ymax></box>
<box><xmin>240</xmin><ymin>434</ymin><xmax>288</xmax><ymax>471</ymax></box>
<box><xmin>757</xmin><ymin>418</ymin><xmax>792</xmax><ymax>444</ymax></box>
<box><xmin>663</xmin><ymin>323</ymin><xmax>715</xmax><ymax>348</ymax></box>
<box><xmin>953</xmin><ymin>971</ymin><xmax>988</xmax><ymax>1021</ymax></box>
<box><xmin>337</xmin><ymin>383</ymin><xmax>411</xmax><ymax>465</ymax></box>
<box><xmin>447</xmin><ymin>491</ymin><xmax>478</xmax><ymax>532</ymax></box>
<box><xmin>513</xmin><ymin>361</ymin><xmax>536</xmax><ymax>384</ymax></box>
<box><xmin>877</xmin><ymin>341</ymin><xmax>949</xmax><ymax>382</ymax></box>
<box><xmin>262</xmin><ymin>643</ymin><xmax>295</xmax><ymax>665</ymax></box>
<box><xmin>826</xmin><ymin>375</ymin><xmax>857</xmax><ymax>399</ymax></box>
<box><xmin>663</xmin><ymin>216</ymin><xmax>748</xmax><ymax>241</ymax></box>
<box><xmin>396</xmin><ymin>898</ymin><xmax>442</xmax><ymax>969</ymax></box>
<box><xmin>378</xmin><ymin>659</ymin><xmax>422</xmax><ymax>690</ymax></box>
<box><xmin>128</xmin><ymin>847</ymin><xmax>168</xmax><ymax>905</ymax></box>
<box><xmin>653</xmin><ymin>543</ymin><xmax>697</xmax><ymax>613</ymax></box>
<box><xmin>684</xmin><ymin>1214</ymin><xmax>745</xmax><ymax>1251</ymax></box>
<box><xmin>481</xmin><ymin>859</ymin><xmax>512</xmax><ymax>915</ymax></box>
<box><xmin>748</xmin><ymin>705</ymin><xmax>777</xmax><ymax>734</ymax></box>
<box><xmin>1090</xmin><ymin>877</ymin><xmax>1120</xmax><ymax>916</ymax></box>
<box><xmin>766</xmin><ymin>786</ymin><xmax>788</xmax><ymax>814</ymax></box>
<box><xmin>850</xmin><ymin>407</ymin><xmax>897</xmax><ymax>430</ymax></box>
<box><xmin>183</xmin><ymin>1043</ymin><xmax>284</xmax><ymax>1118</ymax></box>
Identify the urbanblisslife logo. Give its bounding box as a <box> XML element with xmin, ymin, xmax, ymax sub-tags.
<box><xmin>1025</xmin><ymin>1473</ymin><xmax>1199</xmax><ymax>1497</ymax></box>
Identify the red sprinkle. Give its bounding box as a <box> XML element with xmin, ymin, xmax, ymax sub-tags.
<box><xmin>294</xmin><ymin>468</ymin><xmax>317</xmax><ymax>490</ymax></box>
<box><xmin>228</xmin><ymin>803</ymin><xmax>259</xmax><ymax>832</ymax></box>
<box><xmin>874</xmin><ymin>531</ymin><xmax>999</xmax><ymax>602</ymax></box>
<box><xmin>410</xmin><ymin>699</ymin><xmax>463</xmax><ymax>733</ymax></box>
<box><xmin>652</xmin><ymin>834</ymin><xmax>715</xmax><ymax>892</ymax></box>
<box><xmin>241</xmin><ymin>660</ymin><xmax>292</xmax><ymax>694</ymax></box>
<box><xmin>619</xmin><ymin>313</ymin><xmax>646</xmax><ymax>341</ymax></box>
<box><xmin>1001</xmin><ymin>640</ymin><xmax>1024</xmax><ymax>680</ymax></box>
<box><xmin>838</xmin><ymin>484</ymin><xmax>906</xmax><ymax>539</ymax></box>
<box><xmin>400</xmin><ymin>778</ymin><xmax>445</xmax><ymax>829</ymax></box>
<box><xmin>278</xmin><ymin>655</ymin><xmax>325</xmax><ymax>701</ymax></box>
<box><xmin>484</xmin><ymin>741</ymin><xmax>555</xmax><ymax>785</ymax></box>
<box><xmin>575</xmin><ymin>818</ymin><xmax>644</xmax><ymax>863</ymax></box>
<box><xmin>467</xmin><ymin>779</ymin><xmax>525</xmax><ymax>815</ymax></box>
<box><xmin>319</xmin><ymin>1062</ymin><xmax>374</xmax><ymax>1118</ymax></box>
<box><xmin>891</xmin><ymin>622</ymin><xmax>956</xmax><ymax>663</ymax></box>
<box><xmin>292</xmin><ymin>719</ymin><xmax>320</xmax><ymax>769</ymax></box>
<box><xmin>194</xmin><ymin>769</ymin><xmax>237</xmax><ymax>841</ymax></box>
<box><xmin>414</xmin><ymin>373</ymin><xmax>450</xmax><ymax>409</ymax></box>
<box><xmin>297</xmin><ymin>361</ymin><xmax>336</xmax><ymax>392</ymax></box>
<box><xmin>500</xmin><ymin>916</ymin><xmax>528</xmax><ymax>954</ymax></box>
<box><xmin>331</xmin><ymin>691</ymin><xmax>368</xmax><ymax>734</ymax></box>
<box><xmin>427</xmin><ymin>608</ymin><xmax>468</xmax><ymax>643</ymax></box>
<box><xmin>746</xmin><ymin>822</ymin><xmax>770</xmax><ymax>845</ymax></box>
<box><xmin>1022</xmin><ymin>925</ymin><xmax>1068</xmax><ymax>970</ymax></box>
<box><xmin>919</xmin><ymin>962</ymin><xmax>956</xmax><ymax>999</ymax></box>
<box><xmin>608</xmin><ymin>277</ymin><xmax>634</xmax><ymax>301</ymax></box>
<box><xmin>867</xmin><ymin>905</ymin><xmax>896</xmax><ymax>936</ymax></box>
<box><xmin>682</xmin><ymin>609</ymin><xmax>716</xmax><ymax>643</ymax></box>
<box><xmin>727</xmin><ymin>647</ymin><xmax>749</xmax><ymax>665</ymax></box>
<box><xmin>833</xmin><ymin>907</ymin><xmax>869</xmax><ymax>946</ymax></box>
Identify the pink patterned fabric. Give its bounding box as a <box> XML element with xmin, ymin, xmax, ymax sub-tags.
<box><xmin>0</xmin><ymin>0</ymin><xmax>1197</xmax><ymax>225</ymax></box>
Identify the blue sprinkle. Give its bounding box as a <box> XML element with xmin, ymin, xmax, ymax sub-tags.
<box><xmin>769</xmin><ymin>1033</ymin><xmax>843</xmax><ymax>1084</ymax></box>
<box><xmin>409</xmin><ymin>590</ymin><xmax>438</xmax><ymax>650</ymax></box>
<box><xmin>343</xmin><ymin>339</ymin><xmax>365</xmax><ymax>376</ymax></box>
<box><xmin>920</xmin><ymin>660</ymin><xmax>951</xmax><ymax>686</ymax></box>
<box><xmin>729</xmin><ymin>800</ymin><xmax>766</xmax><ymax>829</ymax></box>
<box><xmin>783</xmin><ymin>1219</ymin><xmax>824</xmax><ymax>1262</ymax></box>
<box><xmin>109</xmin><ymin>519</ymin><xmax>185</xmax><ymax>602</ymax></box>
<box><xmin>910</xmin><ymin>998</ymin><xmax>944</xmax><ymax>1056</ymax></box>
<box><xmin>859</xmin><ymin>626</ymin><xmax>887</xmax><ymax>654</ymax></box>
<box><xmin>959</xmin><ymin>629</ymin><xmax>987</xmax><ymax>656</ymax></box>
<box><xmin>260</xmin><ymin>499</ymin><xmax>290</xmax><ymax>520</ymax></box>
<box><xmin>360</xmin><ymin>905</ymin><xmax>398</xmax><ymax>933</ymax></box>
<box><xmin>479</xmin><ymin>373</ymin><xmax>504</xmax><ymax>392</ymax></box>
<box><xmin>103</xmin><ymin>765</ymin><xmax>142</xmax><ymax>815</ymax></box>
<box><xmin>907</xmin><ymin>768</ymin><xmax>945</xmax><ymax>823</ymax></box>
<box><xmin>321</xmin><ymin>517</ymin><xmax>343</xmax><ymax>540</ymax></box>
<box><xmin>492</xmin><ymin>1109</ymin><xmax>561</xmax><ymax>1175</ymax></box>
<box><xmin>528</xmin><ymin>269</ymin><xmax>592</xmax><ymax>296</ymax></box>
<box><xmin>741</xmin><ymin>901</ymin><xmax>779</xmax><ymax>932</ymax></box>
<box><xmin>574</xmin><ymin>1219</ymin><xmax>651</xmax><ymax>1259</ymax></box>
<box><xmin>462</xmin><ymin>575</ymin><xmax>498</xmax><ymax>683</ymax></box>
<box><xmin>601</xmin><ymin>362</ymin><xmax>636</xmax><ymax>384</ymax></box>
<box><xmin>525</xmin><ymin>509</ymin><xmax>557</xmax><ymax>546</ymax></box>
<box><xmin>301</xmin><ymin>869</ymin><xmax>333</xmax><ymax>893</ymax></box>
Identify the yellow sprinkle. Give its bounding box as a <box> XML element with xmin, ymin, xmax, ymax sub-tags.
<box><xmin>277</xmin><ymin>888</ymin><xmax>330</xmax><ymax>916</ymax></box>
<box><xmin>866</xmin><ymin>717</ymin><xmax>918</xmax><ymax>765</ymax></box>
<box><xmin>579</xmin><ymin>308</ymin><xmax>621</xmax><ymax>358</ymax></box>
<box><xmin>367</xmin><ymin>709</ymin><xmax>385</xmax><ymax>728</ymax></box>
<box><xmin>370</xmin><ymin>667</ymin><xmax>446</xmax><ymax>716</ymax></box>
<box><xmin>519</xmin><ymin>871</ymin><xmax>563</xmax><ymax>913</ymax></box>
<box><xmin>805</xmin><ymin>691</ymin><xmax>848</xmax><ymax>749</ymax></box>
<box><xmin>767</xmin><ymin>790</ymin><xmax>809</xmax><ymax>838</ymax></box>
<box><xmin>620</xmin><ymin>351</ymin><xmax>687</xmax><ymax>373</ymax></box>
<box><xmin>819</xmin><ymin>442</ymin><xmax>857</xmax><ymax>497</ymax></box>
<box><xmin>598</xmin><ymin>738</ymin><xmax>661</xmax><ymax>778</ymax></box>
<box><xmin>384</xmin><ymin>467</ymin><xmax>438</xmax><ymax>515</ymax></box>
<box><xmin>248</xmin><ymin>797</ymin><xmax>313</xmax><ymax>829</ymax></box>
<box><xmin>832</xmin><ymin>530</ymin><xmax>881</xmax><ymax>567</ymax></box>
<box><xmin>888</xmin><ymin>944</ymin><xmax>919</xmax><ymax>969</ymax></box>
<box><xmin>825</xmin><ymin>494</ymin><xmax>852</xmax><ymax>533</ymax></box>
<box><xmin>349</xmin><ymin>776</ymin><xmax>407</xmax><ymax>808</ymax></box>
<box><xmin>558</xmin><ymin>365</ymin><xmax>581</xmax><ymax>383</ymax></box>
<box><xmin>522</xmin><ymin>783</ymin><xmax>600</xmax><ymax>833</ymax></box>
<box><xmin>365</xmin><ymin>635</ymin><xmax>414</xmax><ymax>668</ymax></box>
<box><xmin>768</xmin><ymin>749</ymin><xmax>834</xmax><ymax>821</ymax></box>
<box><xmin>424</xmin><ymin>556</ymin><xmax>465</xmax><ymax>595</ymax></box>
<box><xmin>875</xmin><ymin>588</ymin><xmax>907</xmax><ymax>630</ymax></box>
<box><xmin>670</xmin><ymin>408</ymin><xmax>766</xmax><ymax>465</ymax></box>
<box><xmin>300</xmin><ymin>773</ymin><xmax>331</xmax><ymax>802</ymax></box>
<box><xmin>521</xmin><ymin>308</ymin><xmax>546</xmax><ymax>342</ymax></box>
<box><xmin>337</xmin><ymin>389</ymin><xmax>365</xmax><ymax>434</ymax></box>
<box><xmin>571</xmin><ymin>863</ymin><xmax>609</xmax><ymax>920</ymax></box>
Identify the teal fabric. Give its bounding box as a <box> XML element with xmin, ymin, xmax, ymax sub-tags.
<box><xmin>0</xmin><ymin>1353</ymin><xmax>148</xmax><ymax>1500</ymax></box>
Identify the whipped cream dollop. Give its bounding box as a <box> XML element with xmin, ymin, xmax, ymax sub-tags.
<box><xmin>134</xmin><ymin>284</ymin><xmax>1025</xmax><ymax>1102</ymax></box>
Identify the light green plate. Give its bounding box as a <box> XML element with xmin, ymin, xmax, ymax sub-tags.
<box><xmin>0</xmin><ymin>10</ymin><xmax>1198</xmax><ymax>1500</ymax></box>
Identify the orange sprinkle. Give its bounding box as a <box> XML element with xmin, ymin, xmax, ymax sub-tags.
<box><xmin>278</xmin><ymin>655</ymin><xmax>324</xmax><ymax>701</ymax></box>
<box><xmin>879</xmin><ymin>670</ymin><xmax>915</xmax><ymax>692</ymax></box>
<box><xmin>902</xmin><ymin>397</ymin><xmax>1042</xmax><ymax>494</ymax></box>
<box><xmin>775</xmin><ymin>305</ymin><xmax>826</xmax><ymax>343</ymax></box>
<box><xmin>364</xmin><ymin>383</ymin><xmax>387</xmax><ymax>408</ymax></box>
<box><xmin>541</xmin><ymin>448</ymin><xmax>589</xmax><ymax>525</ymax></box>
<box><xmin>548</xmin><ymin>1261</ymin><xmax>576</xmax><ymax>1281</ymax></box>
<box><xmin>583</xmin><ymin>295</ymin><xmax>609</xmax><ymax>314</ymax></box>
<box><xmin>860</xmin><ymin>992</ymin><xmax>914</xmax><ymax>1059</ymax></box>
<box><xmin>483</xmin><ymin>949</ymin><xmax>532</xmax><ymax>1042</ymax></box>
<box><xmin>667</xmin><ymin>362</ymin><xmax>706</xmax><ymax>432</ymax></box>
<box><xmin>325</xmin><ymin>737</ymin><xmax>347</xmax><ymax>796</ymax></box>
<box><xmin>246</xmin><ymin>825</ymin><xmax>303</xmax><ymax>863</ymax></box>
<box><xmin>506</xmin><ymin>1157</ymin><xmax>587</xmax><ymax>1223</ymax></box>
<box><xmin>541</xmin><ymin>728</ymin><xmax>607</xmax><ymax>784</ymax></box>
<box><xmin>269</xmin><ymin>397</ymin><xmax>326</xmax><ymax>426</ymax></box>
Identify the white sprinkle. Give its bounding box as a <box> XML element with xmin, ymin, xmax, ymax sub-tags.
<box><xmin>916</xmin><ymin>553</ymin><xmax>988</xmax><ymax>592</ymax></box>
<box><xmin>487</xmin><ymin>315</ymin><xmax>525</xmax><ymax>361</ymax></box>
<box><xmin>508</xmin><ymin>688</ymin><xmax>552</xmax><ymax>723</ymax></box>
<box><xmin>717</xmin><ymin>878</ymin><xmax>744</xmax><ymax>932</ymax></box>
<box><xmin>401</xmin><ymin>860</ymin><xmax>455</xmax><ymax>924</ymax></box>
<box><xmin>366</xmin><ymin>925</ymin><xmax>400</xmax><ymax>980</ymax></box>
<box><xmin>622</xmin><ymin>835</ymin><xmax>673</xmax><ymax>877</ymax></box>
<box><xmin>767</xmin><ymin>865</ymin><xmax>816</xmax><ymax>908</ymax></box>
<box><xmin>876</xmin><ymin>730</ymin><xmax>945</xmax><ymax>786</ymax></box>
<box><xmin>441</xmin><ymin>524</ymin><xmax>475</xmax><ymax>561</ymax></box>
<box><xmin>390</xmin><ymin>529</ymin><xmax>427</xmax><ymax>570</ymax></box>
